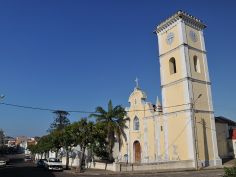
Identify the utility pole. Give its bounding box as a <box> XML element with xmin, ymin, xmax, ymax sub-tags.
<box><xmin>192</xmin><ymin>94</ymin><xmax>202</xmax><ymax>170</ymax></box>
<box><xmin>0</xmin><ymin>94</ymin><xmax>5</xmax><ymax>147</ymax></box>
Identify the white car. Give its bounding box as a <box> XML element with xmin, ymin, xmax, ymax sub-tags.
<box><xmin>24</xmin><ymin>156</ymin><xmax>32</xmax><ymax>162</ymax></box>
<box><xmin>0</xmin><ymin>160</ymin><xmax>6</xmax><ymax>167</ymax></box>
<box><xmin>44</xmin><ymin>158</ymin><xmax>63</xmax><ymax>171</ymax></box>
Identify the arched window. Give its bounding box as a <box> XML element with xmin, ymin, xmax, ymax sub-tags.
<box><xmin>169</xmin><ymin>57</ymin><xmax>177</xmax><ymax>75</ymax></box>
<box><xmin>133</xmin><ymin>117</ymin><xmax>139</xmax><ymax>130</ymax></box>
<box><xmin>193</xmin><ymin>55</ymin><xmax>200</xmax><ymax>73</ymax></box>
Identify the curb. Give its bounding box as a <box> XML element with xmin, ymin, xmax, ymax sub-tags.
<box><xmin>63</xmin><ymin>167</ymin><xmax>224</xmax><ymax>176</ymax></box>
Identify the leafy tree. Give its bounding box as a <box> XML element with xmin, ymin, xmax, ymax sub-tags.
<box><xmin>91</xmin><ymin>122</ymin><xmax>109</xmax><ymax>160</ymax></box>
<box><xmin>69</xmin><ymin>118</ymin><xmax>95</xmax><ymax>172</ymax></box>
<box><xmin>61</xmin><ymin>125</ymin><xmax>75</xmax><ymax>170</ymax></box>
<box><xmin>50</xmin><ymin>130</ymin><xmax>64</xmax><ymax>158</ymax></box>
<box><xmin>36</xmin><ymin>135</ymin><xmax>53</xmax><ymax>158</ymax></box>
<box><xmin>28</xmin><ymin>144</ymin><xmax>38</xmax><ymax>159</ymax></box>
<box><xmin>29</xmin><ymin>130</ymin><xmax>72</xmax><ymax>170</ymax></box>
<box><xmin>49</xmin><ymin>110</ymin><xmax>70</xmax><ymax>132</ymax></box>
<box><xmin>90</xmin><ymin>100</ymin><xmax>128</xmax><ymax>162</ymax></box>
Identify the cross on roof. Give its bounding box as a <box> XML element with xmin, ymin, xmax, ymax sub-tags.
<box><xmin>135</xmin><ymin>77</ymin><xmax>139</xmax><ymax>88</ymax></box>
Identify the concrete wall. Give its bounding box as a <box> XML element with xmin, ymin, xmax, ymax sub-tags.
<box><xmin>215</xmin><ymin>122</ymin><xmax>233</xmax><ymax>158</ymax></box>
<box><xmin>61</xmin><ymin>157</ymin><xmax>79</xmax><ymax>167</ymax></box>
<box><xmin>87</xmin><ymin>160</ymin><xmax>195</xmax><ymax>172</ymax></box>
<box><xmin>87</xmin><ymin>162</ymin><xmax>120</xmax><ymax>171</ymax></box>
<box><xmin>232</xmin><ymin>140</ymin><xmax>236</xmax><ymax>158</ymax></box>
<box><xmin>120</xmin><ymin>160</ymin><xmax>195</xmax><ymax>172</ymax></box>
<box><xmin>215</xmin><ymin>122</ymin><xmax>228</xmax><ymax>158</ymax></box>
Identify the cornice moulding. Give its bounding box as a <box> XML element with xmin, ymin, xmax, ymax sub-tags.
<box><xmin>155</xmin><ymin>10</ymin><xmax>206</xmax><ymax>34</ymax></box>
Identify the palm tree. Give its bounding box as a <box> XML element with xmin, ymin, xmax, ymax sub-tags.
<box><xmin>90</xmin><ymin>100</ymin><xmax>129</xmax><ymax>162</ymax></box>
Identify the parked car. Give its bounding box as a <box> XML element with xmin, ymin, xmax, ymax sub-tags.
<box><xmin>0</xmin><ymin>160</ymin><xmax>6</xmax><ymax>167</ymax></box>
<box><xmin>36</xmin><ymin>159</ymin><xmax>47</xmax><ymax>168</ymax></box>
<box><xmin>44</xmin><ymin>158</ymin><xmax>63</xmax><ymax>171</ymax></box>
<box><xmin>24</xmin><ymin>156</ymin><xmax>32</xmax><ymax>162</ymax></box>
<box><xmin>0</xmin><ymin>156</ymin><xmax>9</xmax><ymax>167</ymax></box>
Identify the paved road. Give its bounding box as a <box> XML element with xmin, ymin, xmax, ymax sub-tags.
<box><xmin>73</xmin><ymin>169</ymin><xmax>225</xmax><ymax>177</ymax></box>
<box><xmin>0</xmin><ymin>155</ymin><xmax>225</xmax><ymax>177</ymax></box>
<box><xmin>115</xmin><ymin>170</ymin><xmax>224</xmax><ymax>177</ymax></box>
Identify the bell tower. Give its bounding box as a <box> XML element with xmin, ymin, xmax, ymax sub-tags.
<box><xmin>155</xmin><ymin>11</ymin><xmax>221</xmax><ymax>167</ymax></box>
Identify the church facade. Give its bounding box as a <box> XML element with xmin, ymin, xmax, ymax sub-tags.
<box><xmin>119</xmin><ymin>11</ymin><xmax>222</xmax><ymax>168</ymax></box>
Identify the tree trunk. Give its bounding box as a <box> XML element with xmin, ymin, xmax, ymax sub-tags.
<box><xmin>108</xmin><ymin>130</ymin><xmax>114</xmax><ymax>162</ymax></box>
<box><xmin>65</xmin><ymin>148</ymin><xmax>69</xmax><ymax>170</ymax></box>
<box><xmin>107</xmin><ymin>125</ymin><xmax>115</xmax><ymax>162</ymax></box>
<box><xmin>109</xmin><ymin>145</ymin><xmax>113</xmax><ymax>162</ymax></box>
<box><xmin>55</xmin><ymin>149</ymin><xmax>59</xmax><ymax>159</ymax></box>
<box><xmin>76</xmin><ymin>146</ymin><xmax>85</xmax><ymax>173</ymax></box>
<box><xmin>81</xmin><ymin>147</ymin><xmax>85</xmax><ymax>171</ymax></box>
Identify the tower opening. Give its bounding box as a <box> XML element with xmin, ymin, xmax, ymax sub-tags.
<box><xmin>169</xmin><ymin>57</ymin><xmax>177</xmax><ymax>74</ymax></box>
<box><xmin>193</xmin><ymin>55</ymin><xmax>200</xmax><ymax>73</ymax></box>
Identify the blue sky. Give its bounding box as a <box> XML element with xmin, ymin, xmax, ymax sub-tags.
<box><xmin>0</xmin><ymin>0</ymin><xmax>235</xmax><ymax>137</ymax></box>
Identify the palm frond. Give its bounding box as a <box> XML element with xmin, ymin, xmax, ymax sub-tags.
<box><xmin>95</xmin><ymin>107</ymin><xmax>107</xmax><ymax>114</ymax></box>
<box><xmin>108</xmin><ymin>100</ymin><xmax>113</xmax><ymax>113</ymax></box>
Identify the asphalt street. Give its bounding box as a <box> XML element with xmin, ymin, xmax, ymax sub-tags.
<box><xmin>0</xmin><ymin>155</ymin><xmax>225</xmax><ymax>177</ymax></box>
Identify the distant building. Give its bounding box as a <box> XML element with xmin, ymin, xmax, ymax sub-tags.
<box><xmin>4</xmin><ymin>136</ymin><xmax>16</xmax><ymax>147</ymax></box>
<box><xmin>16</xmin><ymin>136</ymin><xmax>28</xmax><ymax>152</ymax></box>
<box><xmin>25</xmin><ymin>138</ymin><xmax>37</xmax><ymax>154</ymax></box>
<box><xmin>0</xmin><ymin>129</ymin><xmax>5</xmax><ymax>146</ymax></box>
<box><xmin>16</xmin><ymin>136</ymin><xmax>37</xmax><ymax>154</ymax></box>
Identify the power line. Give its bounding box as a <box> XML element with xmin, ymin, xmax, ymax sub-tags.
<box><xmin>0</xmin><ymin>101</ymin><xmax>192</xmax><ymax>114</ymax></box>
<box><xmin>0</xmin><ymin>102</ymin><xmax>95</xmax><ymax>114</ymax></box>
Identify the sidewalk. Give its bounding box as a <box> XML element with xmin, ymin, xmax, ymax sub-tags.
<box><xmin>63</xmin><ymin>166</ymin><xmax>224</xmax><ymax>176</ymax></box>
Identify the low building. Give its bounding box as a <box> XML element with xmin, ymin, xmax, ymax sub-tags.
<box><xmin>215</xmin><ymin>116</ymin><xmax>236</xmax><ymax>159</ymax></box>
<box><xmin>4</xmin><ymin>136</ymin><xmax>16</xmax><ymax>147</ymax></box>
<box><xmin>25</xmin><ymin>138</ymin><xmax>37</xmax><ymax>155</ymax></box>
<box><xmin>16</xmin><ymin>136</ymin><xmax>37</xmax><ymax>154</ymax></box>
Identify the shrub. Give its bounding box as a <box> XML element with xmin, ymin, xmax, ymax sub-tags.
<box><xmin>224</xmin><ymin>167</ymin><xmax>236</xmax><ymax>177</ymax></box>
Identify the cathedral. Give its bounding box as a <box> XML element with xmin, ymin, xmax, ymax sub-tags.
<box><xmin>119</xmin><ymin>11</ymin><xmax>222</xmax><ymax>169</ymax></box>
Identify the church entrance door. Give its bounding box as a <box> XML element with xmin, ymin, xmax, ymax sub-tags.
<box><xmin>134</xmin><ymin>141</ymin><xmax>141</xmax><ymax>163</ymax></box>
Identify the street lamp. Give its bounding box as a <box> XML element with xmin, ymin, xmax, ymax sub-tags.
<box><xmin>192</xmin><ymin>94</ymin><xmax>202</xmax><ymax>170</ymax></box>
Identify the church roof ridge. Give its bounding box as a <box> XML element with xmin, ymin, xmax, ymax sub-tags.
<box><xmin>128</xmin><ymin>86</ymin><xmax>147</xmax><ymax>104</ymax></box>
<box><xmin>155</xmin><ymin>10</ymin><xmax>206</xmax><ymax>34</ymax></box>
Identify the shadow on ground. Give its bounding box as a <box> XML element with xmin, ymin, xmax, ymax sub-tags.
<box><xmin>0</xmin><ymin>166</ymin><xmax>55</xmax><ymax>177</ymax></box>
<box><xmin>0</xmin><ymin>154</ymin><xmax>55</xmax><ymax>177</ymax></box>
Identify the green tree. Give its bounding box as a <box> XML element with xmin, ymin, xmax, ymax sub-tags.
<box><xmin>49</xmin><ymin>110</ymin><xmax>70</xmax><ymax>132</ymax></box>
<box><xmin>69</xmin><ymin>118</ymin><xmax>95</xmax><ymax>172</ymax></box>
<box><xmin>90</xmin><ymin>100</ymin><xmax>128</xmax><ymax>162</ymax></box>
<box><xmin>61</xmin><ymin>125</ymin><xmax>75</xmax><ymax>170</ymax></box>
<box><xmin>31</xmin><ymin>130</ymin><xmax>72</xmax><ymax>170</ymax></box>
<box><xmin>36</xmin><ymin>135</ymin><xmax>53</xmax><ymax>158</ymax></box>
<box><xmin>50</xmin><ymin>130</ymin><xmax>64</xmax><ymax>158</ymax></box>
<box><xmin>28</xmin><ymin>144</ymin><xmax>38</xmax><ymax>159</ymax></box>
<box><xmin>91</xmin><ymin>122</ymin><xmax>109</xmax><ymax>160</ymax></box>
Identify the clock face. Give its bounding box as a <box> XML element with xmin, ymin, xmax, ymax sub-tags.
<box><xmin>189</xmin><ymin>30</ymin><xmax>197</xmax><ymax>42</ymax></box>
<box><xmin>166</xmin><ymin>32</ymin><xmax>174</xmax><ymax>45</ymax></box>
